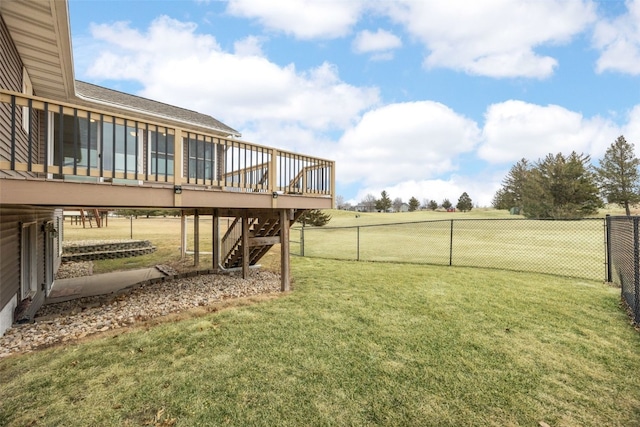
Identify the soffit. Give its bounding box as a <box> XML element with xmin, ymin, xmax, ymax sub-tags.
<box><xmin>0</xmin><ymin>0</ymin><xmax>75</xmax><ymax>100</ymax></box>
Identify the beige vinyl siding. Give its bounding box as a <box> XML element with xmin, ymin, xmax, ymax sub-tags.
<box><xmin>0</xmin><ymin>205</ymin><xmax>57</xmax><ymax>311</ymax></box>
<box><xmin>0</xmin><ymin>15</ymin><xmax>40</xmax><ymax>180</ymax></box>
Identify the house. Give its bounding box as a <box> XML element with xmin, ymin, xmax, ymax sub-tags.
<box><xmin>0</xmin><ymin>0</ymin><xmax>334</xmax><ymax>336</ymax></box>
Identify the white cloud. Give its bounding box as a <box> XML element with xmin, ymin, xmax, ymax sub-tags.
<box><xmin>352</xmin><ymin>29</ymin><xmax>402</xmax><ymax>55</ymax></box>
<box><xmin>225</xmin><ymin>0</ymin><xmax>366</xmax><ymax>39</ymax></box>
<box><xmin>478</xmin><ymin>100</ymin><xmax>620</xmax><ymax>164</ymax></box>
<box><xmin>83</xmin><ymin>17</ymin><xmax>379</xmax><ymax>140</ymax></box>
<box><xmin>593</xmin><ymin>0</ymin><xmax>640</xmax><ymax>74</ymax></box>
<box><xmin>352</xmin><ymin>174</ymin><xmax>500</xmax><ymax>208</ymax></box>
<box><xmin>234</xmin><ymin>35</ymin><xmax>266</xmax><ymax>57</ymax></box>
<box><xmin>336</xmin><ymin>101</ymin><xmax>481</xmax><ymax>186</ymax></box>
<box><xmin>380</xmin><ymin>0</ymin><xmax>595</xmax><ymax>78</ymax></box>
<box><xmin>621</xmin><ymin>106</ymin><xmax>640</xmax><ymax>152</ymax></box>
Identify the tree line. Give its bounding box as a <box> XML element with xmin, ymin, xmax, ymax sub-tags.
<box><xmin>492</xmin><ymin>135</ymin><xmax>640</xmax><ymax>218</ymax></box>
<box><xmin>336</xmin><ymin>190</ymin><xmax>474</xmax><ymax>213</ymax></box>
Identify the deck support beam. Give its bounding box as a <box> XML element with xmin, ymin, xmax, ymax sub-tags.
<box><xmin>242</xmin><ymin>212</ymin><xmax>250</xmax><ymax>279</ymax></box>
<box><xmin>180</xmin><ymin>212</ymin><xmax>187</xmax><ymax>259</ymax></box>
<box><xmin>194</xmin><ymin>210</ymin><xmax>200</xmax><ymax>267</ymax></box>
<box><xmin>212</xmin><ymin>209</ymin><xmax>220</xmax><ymax>271</ymax></box>
<box><xmin>280</xmin><ymin>209</ymin><xmax>291</xmax><ymax>291</ymax></box>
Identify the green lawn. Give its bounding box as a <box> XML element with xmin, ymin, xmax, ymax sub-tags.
<box><xmin>294</xmin><ymin>210</ymin><xmax>606</xmax><ymax>281</ymax></box>
<box><xmin>1</xmin><ymin>258</ymin><xmax>639</xmax><ymax>426</ymax></box>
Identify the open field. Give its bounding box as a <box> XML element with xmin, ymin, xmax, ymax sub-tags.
<box><xmin>293</xmin><ymin>210</ymin><xmax>607</xmax><ymax>281</ymax></box>
<box><xmin>1</xmin><ymin>258</ymin><xmax>639</xmax><ymax>426</ymax></box>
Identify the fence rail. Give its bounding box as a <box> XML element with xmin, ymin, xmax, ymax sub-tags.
<box><xmin>293</xmin><ymin>218</ymin><xmax>607</xmax><ymax>282</ymax></box>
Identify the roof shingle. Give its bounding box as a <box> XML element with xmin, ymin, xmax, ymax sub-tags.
<box><xmin>74</xmin><ymin>81</ymin><xmax>240</xmax><ymax>137</ymax></box>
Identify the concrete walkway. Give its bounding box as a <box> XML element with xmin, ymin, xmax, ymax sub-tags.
<box><xmin>47</xmin><ymin>268</ymin><xmax>166</xmax><ymax>304</ymax></box>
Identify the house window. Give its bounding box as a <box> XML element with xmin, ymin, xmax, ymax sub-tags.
<box><xmin>149</xmin><ymin>129</ymin><xmax>174</xmax><ymax>178</ymax></box>
<box><xmin>50</xmin><ymin>112</ymin><xmax>143</xmax><ymax>177</ymax></box>
<box><xmin>52</xmin><ymin>112</ymin><xmax>99</xmax><ymax>170</ymax></box>
<box><xmin>22</xmin><ymin>68</ymin><xmax>32</xmax><ymax>133</ymax></box>
<box><xmin>102</xmin><ymin>121</ymin><xmax>143</xmax><ymax>175</ymax></box>
<box><xmin>21</xmin><ymin>222</ymin><xmax>37</xmax><ymax>299</ymax></box>
<box><xmin>188</xmin><ymin>136</ymin><xmax>214</xmax><ymax>182</ymax></box>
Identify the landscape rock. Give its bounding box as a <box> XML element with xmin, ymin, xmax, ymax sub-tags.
<box><xmin>0</xmin><ymin>270</ymin><xmax>280</xmax><ymax>357</ymax></box>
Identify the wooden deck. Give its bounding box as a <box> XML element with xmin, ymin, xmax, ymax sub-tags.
<box><xmin>0</xmin><ymin>89</ymin><xmax>334</xmax><ymax>210</ymax></box>
<box><xmin>0</xmin><ymin>89</ymin><xmax>335</xmax><ymax>290</ymax></box>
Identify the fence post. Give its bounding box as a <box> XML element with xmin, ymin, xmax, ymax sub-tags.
<box><xmin>605</xmin><ymin>215</ymin><xmax>612</xmax><ymax>283</ymax></box>
<box><xmin>449</xmin><ymin>219</ymin><xmax>454</xmax><ymax>266</ymax></box>
<box><xmin>634</xmin><ymin>217</ymin><xmax>640</xmax><ymax>323</ymax></box>
<box><xmin>300</xmin><ymin>225</ymin><xmax>305</xmax><ymax>257</ymax></box>
<box><xmin>357</xmin><ymin>226</ymin><xmax>360</xmax><ymax>261</ymax></box>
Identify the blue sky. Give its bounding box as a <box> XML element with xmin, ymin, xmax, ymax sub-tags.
<box><xmin>67</xmin><ymin>0</ymin><xmax>640</xmax><ymax>207</ymax></box>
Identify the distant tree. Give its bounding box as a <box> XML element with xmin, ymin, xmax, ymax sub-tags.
<box><xmin>392</xmin><ymin>197</ymin><xmax>404</xmax><ymax>212</ymax></box>
<box><xmin>297</xmin><ymin>210</ymin><xmax>332</xmax><ymax>226</ymax></box>
<box><xmin>456</xmin><ymin>192</ymin><xmax>473</xmax><ymax>212</ymax></box>
<box><xmin>427</xmin><ymin>200</ymin><xmax>439</xmax><ymax>211</ymax></box>
<box><xmin>441</xmin><ymin>199</ymin><xmax>452</xmax><ymax>210</ymax></box>
<box><xmin>596</xmin><ymin>135</ymin><xmax>640</xmax><ymax>216</ymax></box>
<box><xmin>491</xmin><ymin>188</ymin><xmax>508</xmax><ymax>210</ymax></box>
<box><xmin>376</xmin><ymin>190</ymin><xmax>392</xmax><ymax>212</ymax></box>
<box><xmin>523</xmin><ymin>152</ymin><xmax>602</xmax><ymax>219</ymax></box>
<box><xmin>492</xmin><ymin>158</ymin><xmax>529</xmax><ymax>211</ymax></box>
<box><xmin>117</xmin><ymin>209</ymin><xmax>162</xmax><ymax>218</ymax></box>
<box><xmin>361</xmin><ymin>194</ymin><xmax>377</xmax><ymax>212</ymax></box>
<box><xmin>335</xmin><ymin>195</ymin><xmax>346</xmax><ymax>209</ymax></box>
<box><xmin>408</xmin><ymin>197</ymin><xmax>420</xmax><ymax>212</ymax></box>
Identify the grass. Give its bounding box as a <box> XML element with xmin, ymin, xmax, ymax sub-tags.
<box><xmin>1</xmin><ymin>258</ymin><xmax>639</xmax><ymax>426</ymax></box>
<box><xmin>293</xmin><ymin>210</ymin><xmax>606</xmax><ymax>281</ymax></box>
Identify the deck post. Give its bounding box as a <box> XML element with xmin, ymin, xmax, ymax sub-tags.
<box><xmin>242</xmin><ymin>211</ymin><xmax>250</xmax><ymax>279</ymax></box>
<box><xmin>180</xmin><ymin>212</ymin><xmax>187</xmax><ymax>259</ymax></box>
<box><xmin>280</xmin><ymin>209</ymin><xmax>291</xmax><ymax>291</ymax></box>
<box><xmin>194</xmin><ymin>210</ymin><xmax>200</xmax><ymax>267</ymax></box>
<box><xmin>212</xmin><ymin>209</ymin><xmax>220</xmax><ymax>271</ymax></box>
<box><xmin>269</xmin><ymin>149</ymin><xmax>278</xmax><ymax>193</ymax></box>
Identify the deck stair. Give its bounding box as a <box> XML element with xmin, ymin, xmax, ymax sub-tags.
<box><xmin>221</xmin><ymin>210</ymin><xmax>304</xmax><ymax>269</ymax></box>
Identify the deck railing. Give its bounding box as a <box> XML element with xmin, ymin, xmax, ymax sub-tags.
<box><xmin>0</xmin><ymin>89</ymin><xmax>334</xmax><ymax>197</ymax></box>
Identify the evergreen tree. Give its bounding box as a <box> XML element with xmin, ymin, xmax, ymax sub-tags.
<box><xmin>523</xmin><ymin>152</ymin><xmax>602</xmax><ymax>219</ymax></box>
<box><xmin>297</xmin><ymin>210</ymin><xmax>332</xmax><ymax>226</ymax></box>
<box><xmin>408</xmin><ymin>197</ymin><xmax>420</xmax><ymax>212</ymax></box>
<box><xmin>456</xmin><ymin>192</ymin><xmax>473</xmax><ymax>212</ymax></box>
<box><xmin>441</xmin><ymin>199</ymin><xmax>452</xmax><ymax>210</ymax></box>
<box><xmin>376</xmin><ymin>190</ymin><xmax>392</xmax><ymax>212</ymax></box>
<box><xmin>596</xmin><ymin>135</ymin><xmax>640</xmax><ymax>216</ymax></box>
<box><xmin>427</xmin><ymin>200</ymin><xmax>438</xmax><ymax>211</ymax></box>
<box><xmin>492</xmin><ymin>159</ymin><xmax>529</xmax><ymax>210</ymax></box>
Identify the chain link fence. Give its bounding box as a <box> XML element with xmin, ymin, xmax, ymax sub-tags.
<box><xmin>291</xmin><ymin>218</ymin><xmax>607</xmax><ymax>281</ymax></box>
<box><xmin>607</xmin><ymin>216</ymin><xmax>640</xmax><ymax>323</ymax></box>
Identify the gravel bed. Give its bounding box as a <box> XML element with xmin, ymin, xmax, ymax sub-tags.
<box><xmin>55</xmin><ymin>261</ymin><xmax>94</xmax><ymax>279</ymax></box>
<box><xmin>0</xmin><ymin>269</ymin><xmax>281</xmax><ymax>358</ymax></box>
